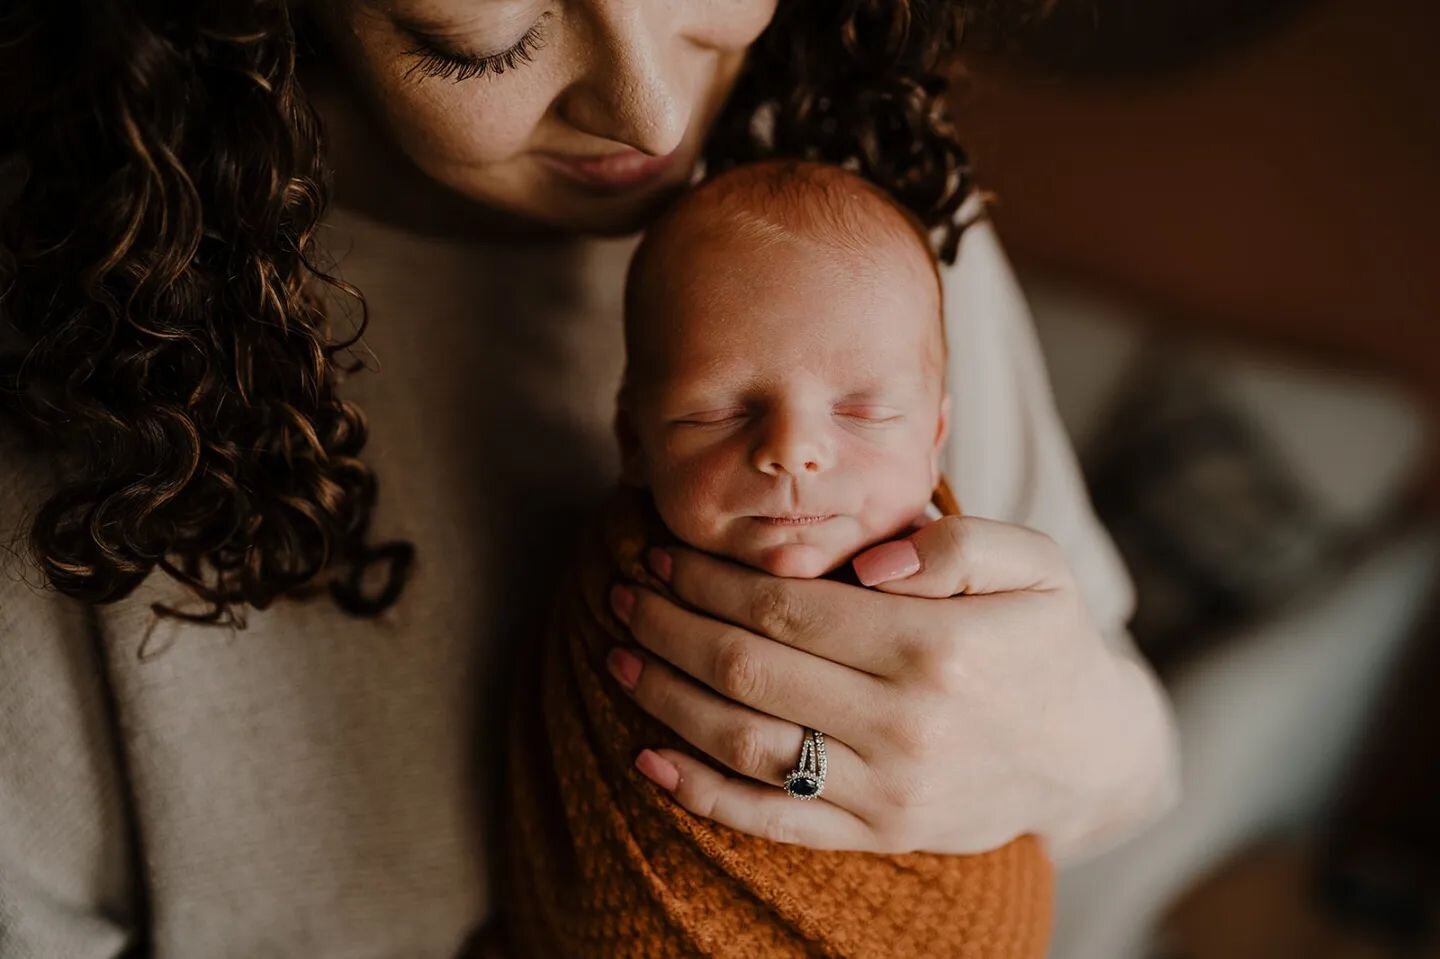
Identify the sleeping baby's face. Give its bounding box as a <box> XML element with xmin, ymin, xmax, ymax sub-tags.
<box><xmin>620</xmin><ymin>164</ymin><xmax>949</xmax><ymax>579</ymax></box>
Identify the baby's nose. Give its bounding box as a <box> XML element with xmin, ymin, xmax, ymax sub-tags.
<box><xmin>758</xmin><ymin>455</ymin><xmax>822</xmax><ymax>476</ymax></box>
<box><xmin>752</xmin><ymin>418</ymin><xmax>832</xmax><ymax>477</ymax></box>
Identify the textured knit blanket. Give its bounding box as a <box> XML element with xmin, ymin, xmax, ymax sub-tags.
<box><xmin>499</xmin><ymin>483</ymin><xmax>1052</xmax><ymax>958</ymax></box>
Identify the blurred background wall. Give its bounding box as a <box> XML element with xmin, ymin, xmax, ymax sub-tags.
<box><xmin>954</xmin><ymin>0</ymin><xmax>1438</xmax><ymax>443</ymax></box>
<box><xmin>947</xmin><ymin>0</ymin><xmax>1439</xmax><ymax>955</ymax></box>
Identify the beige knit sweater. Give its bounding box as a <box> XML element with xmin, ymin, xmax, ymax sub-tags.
<box><xmin>0</xmin><ymin>206</ymin><xmax>1135</xmax><ymax>958</ymax></box>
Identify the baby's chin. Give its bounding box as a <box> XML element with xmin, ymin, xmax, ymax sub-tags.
<box><xmin>747</xmin><ymin>541</ymin><xmax>848</xmax><ymax>580</ymax></box>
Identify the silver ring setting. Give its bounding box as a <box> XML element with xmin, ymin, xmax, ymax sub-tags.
<box><xmin>783</xmin><ymin>729</ymin><xmax>827</xmax><ymax>800</ymax></box>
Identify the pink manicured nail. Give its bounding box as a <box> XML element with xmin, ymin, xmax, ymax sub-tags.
<box><xmin>606</xmin><ymin>647</ymin><xmax>643</xmax><ymax>690</ymax></box>
<box><xmin>610</xmin><ymin>584</ymin><xmax>636</xmax><ymax>624</ymax></box>
<box><xmin>853</xmin><ymin>540</ymin><xmax>921</xmax><ymax>586</ymax></box>
<box><xmin>635</xmin><ymin>749</ymin><xmax>680</xmax><ymax>792</ymax></box>
<box><xmin>648</xmin><ymin>547</ymin><xmax>673</xmax><ymax>583</ymax></box>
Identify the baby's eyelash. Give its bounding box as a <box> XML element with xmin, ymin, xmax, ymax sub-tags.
<box><xmin>674</xmin><ymin>409</ymin><xmax>749</xmax><ymax>427</ymax></box>
<box><xmin>402</xmin><ymin>17</ymin><xmax>549</xmax><ymax>83</ymax></box>
<box><xmin>835</xmin><ymin>407</ymin><xmax>904</xmax><ymax>424</ymax></box>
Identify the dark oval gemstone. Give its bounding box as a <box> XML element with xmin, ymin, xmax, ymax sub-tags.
<box><xmin>789</xmin><ymin>776</ymin><xmax>819</xmax><ymax>797</ymax></box>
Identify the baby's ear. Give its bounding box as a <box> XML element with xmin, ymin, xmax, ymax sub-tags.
<box><xmin>614</xmin><ymin>393</ymin><xmax>648</xmax><ymax>488</ymax></box>
<box><xmin>930</xmin><ymin>394</ymin><xmax>952</xmax><ymax>485</ymax></box>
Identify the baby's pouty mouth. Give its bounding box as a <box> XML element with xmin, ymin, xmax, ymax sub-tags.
<box><xmin>750</xmin><ymin>513</ymin><xmax>836</xmax><ymax>527</ymax></box>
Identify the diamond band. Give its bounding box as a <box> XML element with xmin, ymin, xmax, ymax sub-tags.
<box><xmin>783</xmin><ymin>729</ymin><xmax>827</xmax><ymax>800</ymax></box>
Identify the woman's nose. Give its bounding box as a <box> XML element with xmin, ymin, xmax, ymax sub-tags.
<box><xmin>556</xmin><ymin>1</ymin><xmax>698</xmax><ymax>157</ymax></box>
<box><xmin>752</xmin><ymin>413</ymin><xmax>833</xmax><ymax>478</ymax></box>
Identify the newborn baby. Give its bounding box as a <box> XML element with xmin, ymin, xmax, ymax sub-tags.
<box><xmin>499</xmin><ymin>161</ymin><xmax>1050</xmax><ymax>959</ymax></box>
<box><xmin>617</xmin><ymin>159</ymin><xmax>951</xmax><ymax>580</ymax></box>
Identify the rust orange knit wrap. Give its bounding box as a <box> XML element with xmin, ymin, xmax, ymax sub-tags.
<box><xmin>499</xmin><ymin>482</ymin><xmax>1052</xmax><ymax>958</ymax></box>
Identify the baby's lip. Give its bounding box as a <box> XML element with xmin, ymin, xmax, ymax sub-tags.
<box><xmin>750</xmin><ymin>513</ymin><xmax>836</xmax><ymax>527</ymax></box>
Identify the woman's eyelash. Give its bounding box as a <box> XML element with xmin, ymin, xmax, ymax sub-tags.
<box><xmin>402</xmin><ymin>18</ymin><xmax>548</xmax><ymax>83</ymax></box>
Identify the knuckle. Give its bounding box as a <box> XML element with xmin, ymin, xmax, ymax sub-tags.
<box><xmin>937</xmin><ymin>515</ymin><xmax>972</xmax><ymax>560</ymax></box>
<box><xmin>720</xmin><ymin>720</ymin><xmax>770</xmax><ymax>776</ymax></box>
<box><xmin>640</xmin><ymin>665</ymin><xmax>677</xmax><ymax>714</ymax></box>
<box><xmin>626</xmin><ymin>588</ymin><xmax>656</xmax><ymax>634</ymax></box>
<box><xmin>885</xmin><ymin>703</ymin><xmax>944</xmax><ymax>760</ymax></box>
<box><xmin>937</xmin><ymin>514</ymin><xmax>969</xmax><ymax>551</ymax></box>
<box><xmin>679</xmin><ymin>779</ymin><xmax>719</xmax><ymax>820</ymax></box>
<box><xmin>759</xmin><ymin>809</ymin><xmax>803</xmax><ymax>846</ymax></box>
<box><xmin>749</xmin><ymin>582</ymin><xmax>804</xmax><ymax>639</ymax></box>
<box><xmin>932</xmin><ymin>516</ymin><xmax>978</xmax><ymax>593</ymax></box>
<box><xmin>904</xmin><ymin>634</ymin><xmax>968</xmax><ymax>694</ymax></box>
<box><xmin>880</xmin><ymin>767</ymin><xmax>939</xmax><ymax>813</ymax></box>
<box><xmin>929</xmin><ymin>641</ymin><xmax>971</xmax><ymax>695</ymax></box>
<box><xmin>713</xmin><ymin>638</ymin><xmax>765</xmax><ymax>702</ymax></box>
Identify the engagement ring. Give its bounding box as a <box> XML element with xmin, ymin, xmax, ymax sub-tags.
<box><xmin>783</xmin><ymin>729</ymin><xmax>827</xmax><ymax>800</ymax></box>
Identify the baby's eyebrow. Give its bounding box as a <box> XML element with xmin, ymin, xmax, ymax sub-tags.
<box><xmin>655</xmin><ymin>385</ymin><xmax>738</xmax><ymax>410</ymax></box>
<box><xmin>836</xmin><ymin>387</ymin><xmax>897</xmax><ymax>402</ymax></box>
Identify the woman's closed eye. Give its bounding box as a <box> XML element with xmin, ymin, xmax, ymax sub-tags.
<box><xmin>401</xmin><ymin>14</ymin><xmax>551</xmax><ymax>83</ymax></box>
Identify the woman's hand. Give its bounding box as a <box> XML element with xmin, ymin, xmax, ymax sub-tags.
<box><xmin>606</xmin><ymin>515</ymin><xmax>1177</xmax><ymax>862</ymax></box>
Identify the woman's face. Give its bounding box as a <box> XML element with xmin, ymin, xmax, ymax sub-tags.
<box><xmin>311</xmin><ymin>0</ymin><xmax>778</xmax><ymax>234</ymax></box>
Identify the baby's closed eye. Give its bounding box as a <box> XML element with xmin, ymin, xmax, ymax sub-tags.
<box><xmin>833</xmin><ymin>405</ymin><xmax>905</xmax><ymax>424</ymax></box>
<box><xmin>670</xmin><ymin>408</ymin><xmax>750</xmax><ymax>427</ymax></box>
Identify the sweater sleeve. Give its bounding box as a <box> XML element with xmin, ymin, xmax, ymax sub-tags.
<box><xmin>941</xmin><ymin>217</ymin><xmax>1181</xmax><ymax>858</ymax></box>
<box><xmin>0</xmin><ymin>434</ymin><xmax>140</xmax><ymax>959</ymax></box>
<box><xmin>940</xmin><ymin>216</ymin><xmax>1138</xmax><ymax>650</ymax></box>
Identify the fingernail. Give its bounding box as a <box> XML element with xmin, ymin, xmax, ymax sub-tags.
<box><xmin>635</xmin><ymin>749</ymin><xmax>680</xmax><ymax>792</ymax></box>
<box><xmin>853</xmin><ymin>540</ymin><xmax>921</xmax><ymax>586</ymax></box>
<box><xmin>606</xmin><ymin>647</ymin><xmax>643</xmax><ymax>690</ymax></box>
<box><xmin>648</xmin><ymin>547</ymin><xmax>673</xmax><ymax>583</ymax></box>
<box><xmin>610</xmin><ymin>584</ymin><xmax>636</xmax><ymax>625</ymax></box>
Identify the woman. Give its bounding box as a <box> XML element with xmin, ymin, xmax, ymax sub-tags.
<box><xmin>0</xmin><ymin>1</ymin><xmax>1177</xmax><ymax>956</ymax></box>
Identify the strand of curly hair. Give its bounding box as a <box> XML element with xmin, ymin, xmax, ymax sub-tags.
<box><xmin>0</xmin><ymin>0</ymin><xmax>997</xmax><ymax>624</ymax></box>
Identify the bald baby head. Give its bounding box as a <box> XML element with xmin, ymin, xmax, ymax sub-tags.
<box><xmin>616</xmin><ymin>161</ymin><xmax>953</xmax><ymax>580</ymax></box>
<box><xmin>624</xmin><ymin>160</ymin><xmax>944</xmax><ymax>386</ymax></box>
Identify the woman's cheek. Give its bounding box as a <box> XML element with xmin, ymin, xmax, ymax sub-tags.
<box><xmin>379</xmin><ymin>82</ymin><xmax>548</xmax><ymax>168</ymax></box>
<box><xmin>357</xmin><ymin>23</ymin><xmax>570</xmax><ymax>170</ymax></box>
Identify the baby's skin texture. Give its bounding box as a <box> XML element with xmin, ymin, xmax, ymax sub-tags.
<box><xmin>619</xmin><ymin>162</ymin><xmax>950</xmax><ymax>579</ymax></box>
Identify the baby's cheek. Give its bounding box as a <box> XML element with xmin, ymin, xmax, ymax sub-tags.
<box><xmin>856</xmin><ymin>444</ymin><xmax>940</xmax><ymax>530</ymax></box>
<box><xmin>648</xmin><ymin>456</ymin><xmax>735</xmax><ymax>550</ymax></box>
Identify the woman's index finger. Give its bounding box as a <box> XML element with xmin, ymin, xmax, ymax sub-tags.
<box><xmin>652</xmin><ymin>545</ymin><xmax>913</xmax><ymax>676</ymax></box>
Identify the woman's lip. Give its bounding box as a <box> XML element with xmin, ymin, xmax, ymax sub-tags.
<box><xmin>752</xmin><ymin>514</ymin><xmax>836</xmax><ymax>527</ymax></box>
<box><xmin>536</xmin><ymin>148</ymin><xmax>679</xmax><ymax>193</ymax></box>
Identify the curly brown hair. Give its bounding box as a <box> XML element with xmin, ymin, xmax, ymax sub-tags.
<box><xmin>0</xmin><ymin>0</ymin><xmax>1005</xmax><ymax>624</ymax></box>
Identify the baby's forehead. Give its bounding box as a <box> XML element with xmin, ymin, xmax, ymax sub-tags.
<box><xmin>656</xmin><ymin>166</ymin><xmax>933</xmax><ymax>268</ymax></box>
<box><xmin>625</xmin><ymin>162</ymin><xmax>946</xmax><ymax>385</ymax></box>
<box><xmin>633</xmin><ymin>253</ymin><xmax>944</xmax><ymax>391</ymax></box>
<box><xmin>632</xmin><ymin>178</ymin><xmax>940</xmax><ymax>317</ymax></box>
